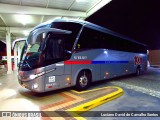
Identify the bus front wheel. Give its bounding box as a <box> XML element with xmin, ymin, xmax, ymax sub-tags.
<box><xmin>76</xmin><ymin>71</ymin><xmax>91</xmax><ymax>91</ymax></box>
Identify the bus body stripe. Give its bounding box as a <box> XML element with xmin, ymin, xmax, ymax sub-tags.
<box><xmin>64</xmin><ymin>60</ymin><xmax>92</xmax><ymax>65</ymax></box>
<box><xmin>64</xmin><ymin>60</ymin><xmax>129</xmax><ymax>64</ymax></box>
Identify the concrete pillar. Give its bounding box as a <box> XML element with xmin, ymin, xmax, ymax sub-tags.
<box><xmin>6</xmin><ymin>28</ymin><xmax>13</xmax><ymax>74</ymax></box>
<box><xmin>14</xmin><ymin>45</ymin><xmax>18</xmax><ymax>70</ymax></box>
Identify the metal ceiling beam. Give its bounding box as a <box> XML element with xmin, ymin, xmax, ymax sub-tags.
<box><xmin>0</xmin><ymin>3</ymin><xmax>86</xmax><ymax>17</ymax></box>
<box><xmin>0</xmin><ymin>27</ymin><xmax>32</xmax><ymax>33</ymax></box>
<box><xmin>68</xmin><ymin>0</ymin><xmax>76</xmax><ymax>10</ymax></box>
<box><xmin>0</xmin><ymin>40</ymin><xmax>6</xmax><ymax>44</ymax></box>
<box><xmin>86</xmin><ymin>0</ymin><xmax>112</xmax><ymax>17</ymax></box>
<box><xmin>41</xmin><ymin>0</ymin><xmax>50</xmax><ymax>23</ymax></box>
<box><xmin>0</xmin><ymin>14</ymin><xmax>8</xmax><ymax>27</ymax></box>
<box><xmin>19</xmin><ymin>0</ymin><xmax>22</xmax><ymax>6</ymax></box>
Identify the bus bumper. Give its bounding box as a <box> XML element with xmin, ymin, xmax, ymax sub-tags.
<box><xmin>18</xmin><ymin>77</ymin><xmax>45</xmax><ymax>93</ymax></box>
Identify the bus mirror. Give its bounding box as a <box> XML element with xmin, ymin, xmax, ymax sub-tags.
<box><xmin>30</xmin><ymin>28</ymin><xmax>72</xmax><ymax>45</ymax></box>
<box><xmin>12</xmin><ymin>38</ymin><xmax>27</xmax><ymax>50</ymax></box>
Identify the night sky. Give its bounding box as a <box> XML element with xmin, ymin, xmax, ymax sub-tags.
<box><xmin>86</xmin><ymin>0</ymin><xmax>160</xmax><ymax>50</ymax></box>
<box><xmin>0</xmin><ymin>0</ymin><xmax>160</xmax><ymax>50</ymax></box>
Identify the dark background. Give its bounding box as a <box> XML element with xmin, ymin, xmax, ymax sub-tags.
<box><xmin>87</xmin><ymin>0</ymin><xmax>160</xmax><ymax>50</ymax></box>
<box><xmin>0</xmin><ymin>0</ymin><xmax>160</xmax><ymax>51</ymax></box>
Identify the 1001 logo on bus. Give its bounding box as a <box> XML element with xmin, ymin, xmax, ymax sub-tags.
<box><xmin>134</xmin><ymin>56</ymin><xmax>142</xmax><ymax>65</ymax></box>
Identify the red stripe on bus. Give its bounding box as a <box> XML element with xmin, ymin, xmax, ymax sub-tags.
<box><xmin>64</xmin><ymin>60</ymin><xmax>92</xmax><ymax>65</ymax></box>
<box><xmin>48</xmin><ymin>86</ymin><xmax>53</xmax><ymax>88</ymax></box>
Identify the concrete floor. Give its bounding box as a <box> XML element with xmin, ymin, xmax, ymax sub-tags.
<box><xmin>82</xmin><ymin>67</ymin><xmax>160</xmax><ymax>120</ymax></box>
<box><xmin>0</xmin><ymin>67</ymin><xmax>160</xmax><ymax>120</ymax></box>
<box><xmin>0</xmin><ymin>68</ymin><xmax>120</xmax><ymax>120</ymax></box>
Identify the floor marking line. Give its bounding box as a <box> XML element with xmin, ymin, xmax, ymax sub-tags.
<box><xmin>71</xmin><ymin>86</ymin><xmax>119</xmax><ymax>94</ymax></box>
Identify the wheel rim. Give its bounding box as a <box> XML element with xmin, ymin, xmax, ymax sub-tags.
<box><xmin>79</xmin><ymin>75</ymin><xmax>88</xmax><ymax>88</ymax></box>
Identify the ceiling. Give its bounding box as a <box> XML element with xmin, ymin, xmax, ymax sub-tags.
<box><xmin>0</xmin><ymin>0</ymin><xmax>112</xmax><ymax>42</ymax></box>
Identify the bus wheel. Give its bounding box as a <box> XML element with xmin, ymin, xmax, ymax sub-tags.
<box><xmin>136</xmin><ymin>66</ymin><xmax>141</xmax><ymax>76</ymax></box>
<box><xmin>76</xmin><ymin>71</ymin><xmax>91</xmax><ymax>91</ymax></box>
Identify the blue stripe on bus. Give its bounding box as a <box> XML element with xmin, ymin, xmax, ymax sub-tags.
<box><xmin>92</xmin><ymin>61</ymin><xmax>129</xmax><ymax>64</ymax></box>
<box><xmin>92</xmin><ymin>61</ymin><xmax>106</xmax><ymax>64</ymax></box>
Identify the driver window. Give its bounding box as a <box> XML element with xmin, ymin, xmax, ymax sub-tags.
<box><xmin>45</xmin><ymin>33</ymin><xmax>64</xmax><ymax>64</ymax></box>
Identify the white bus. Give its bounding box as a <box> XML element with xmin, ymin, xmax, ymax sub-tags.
<box><xmin>12</xmin><ymin>19</ymin><xmax>147</xmax><ymax>92</ymax></box>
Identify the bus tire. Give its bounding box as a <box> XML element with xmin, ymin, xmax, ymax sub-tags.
<box><xmin>136</xmin><ymin>66</ymin><xmax>141</xmax><ymax>76</ymax></box>
<box><xmin>75</xmin><ymin>70</ymin><xmax>91</xmax><ymax>91</ymax></box>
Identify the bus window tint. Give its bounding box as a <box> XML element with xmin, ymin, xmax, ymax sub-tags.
<box><xmin>51</xmin><ymin>22</ymin><xmax>82</xmax><ymax>51</ymax></box>
<box><xmin>77</xmin><ymin>27</ymin><xmax>147</xmax><ymax>53</ymax></box>
<box><xmin>43</xmin><ymin>33</ymin><xmax>65</xmax><ymax>65</ymax></box>
<box><xmin>77</xmin><ymin>27</ymin><xmax>101</xmax><ymax>49</ymax></box>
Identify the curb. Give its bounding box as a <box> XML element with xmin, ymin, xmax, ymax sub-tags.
<box><xmin>67</xmin><ymin>86</ymin><xmax>123</xmax><ymax>119</ymax></box>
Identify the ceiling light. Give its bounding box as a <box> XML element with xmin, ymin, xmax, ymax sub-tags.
<box><xmin>54</xmin><ymin>17</ymin><xmax>62</xmax><ymax>19</ymax></box>
<box><xmin>23</xmin><ymin>30</ymin><xmax>29</xmax><ymax>36</ymax></box>
<box><xmin>15</xmin><ymin>14</ymin><xmax>33</xmax><ymax>26</ymax></box>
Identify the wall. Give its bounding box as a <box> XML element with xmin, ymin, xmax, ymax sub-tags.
<box><xmin>149</xmin><ymin>50</ymin><xmax>160</xmax><ymax>66</ymax></box>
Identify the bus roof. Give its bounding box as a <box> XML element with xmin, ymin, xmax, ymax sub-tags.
<box><xmin>33</xmin><ymin>18</ymin><xmax>146</xmax><ymax>46</ymax></box>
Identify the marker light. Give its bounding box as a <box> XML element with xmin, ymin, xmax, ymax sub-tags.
<box><xmin>104</xmin><ymin>51</ymin><xmax>108</xmax><ymax>54</ymax></box>
<box><xmin>105</xmin><ymin>72</ymin><xmax>109</xmax><ymax>75</ymax></box>
<box><xmin>29</xmin><ymin>74</ymin><xmax>37</xmax><ymax>80</ymax></box>
<box><xmin>66</xmin><ymin>77</ymin><xmax>71</xmax><ymax>84</ymax></box>
<box><xmin>66</xmin><ymin>77</ymin><xmax>70</xmax><ymax>81</ymax></box>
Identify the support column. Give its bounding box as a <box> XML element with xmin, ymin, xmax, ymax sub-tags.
<box><xmin>14</xmin><ymin>45</ymin><xmax>18</xmax><ymax>70</ymax></box>
<box><xmin>6</xmin><ymin>28</ymin><xmax>13</xmax><ymax>74</ymax></box>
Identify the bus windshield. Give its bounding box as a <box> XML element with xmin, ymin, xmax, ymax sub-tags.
<box><xmin>19</xmin><ymin>22</ymin><xmax>82</xmax><ymax>71</ymax></box>
<box><xmin>20</xmin><ymin>32</ymin><xmax>71</xmax><ymax>71</ymax></box>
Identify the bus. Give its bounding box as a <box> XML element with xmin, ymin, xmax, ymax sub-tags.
<box><xmin>12</xmin><ymin>19</ymin><xmax>147</xmax><ymax>92</ymax></box>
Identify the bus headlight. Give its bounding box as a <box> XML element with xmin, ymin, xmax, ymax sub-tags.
<box><xmin>33</xmin><ymin>83</ymin><xmax>38</xmax><ymax>89</ymax></box>
<box><xmin>29</xmin><ymin>74</ymin><xmax>37</xmax><ymax>79</ymax></box>
<box><xmin>29</xmin><ymin>72</ymin><xmax>45</xmax><ymax>80</ymax></box>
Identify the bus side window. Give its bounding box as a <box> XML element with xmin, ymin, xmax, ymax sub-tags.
<box><xmin>76</xmin><ymin>27</ymin><xmax>101</xmax><ymax>50</ymax></box>
<box><xmin>45</xmin><ymin>34</ymin><xmax>64</xmax><ymax>60</ymax></box>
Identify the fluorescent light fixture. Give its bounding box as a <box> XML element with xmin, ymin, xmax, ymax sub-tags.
<box><xmin>23</xmin><ymin>30</ymin><xmax>29</xmax><ymax>36</ymax></box>
<box><xmin>15</xmin><ymin>14</ymin><xmax>33</xmax><ymax>26</ymax></box>
<box><xmin>54</xmin><ymin>17</ymin><xmax>62</xmax><ymax>19</ymax></box>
